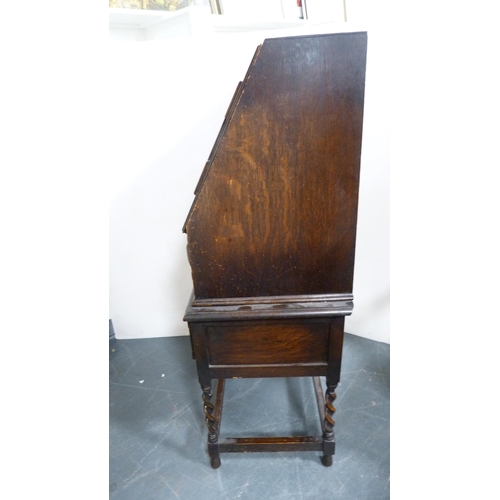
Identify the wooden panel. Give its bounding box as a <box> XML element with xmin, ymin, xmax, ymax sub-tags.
<box><xmin>206</xmin><ymin>322</ymin><xmax>329</xmax><ymax>366</ymax></box>
<box><xmin>184</xmin><ymin>32</ymin><xmax>367</xmax><ymax>299</ymax></box>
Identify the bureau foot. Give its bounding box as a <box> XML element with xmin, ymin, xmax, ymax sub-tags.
<box><xmin>321</xmin><ymin>455</ymin><xmax>333</xmax><ymax>467</ymax></box>
<box><xmin>210</xmin><ymin>455</ymin><xmax>221</xmax><ymax>469</ymax></box>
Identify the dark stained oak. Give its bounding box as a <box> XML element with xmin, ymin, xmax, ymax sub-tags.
<box><xmin>184</xmin><ymin>32</ymin><xmax>367</xmax><ymax>300</ymax></box>
<box><xmin>206</xmin><ymin>321</ymin><xmax>330</xmax><ymax>366</ymax></box>
<box><xmin>183</xmin><ymin>32</ymin><xmax>367</xmax><ymax>468</ymax></box>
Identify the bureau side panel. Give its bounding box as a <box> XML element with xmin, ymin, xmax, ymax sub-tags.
<box><xmin>185</xmin><ymin>32</ymin><xmax>367</xmax><ymax>299</ymax></box>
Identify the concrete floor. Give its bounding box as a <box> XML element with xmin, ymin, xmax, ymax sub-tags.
<box><xmin>109</xmin><ymin>332</ymin><xmax>389</xmax><ymax>499</ymax></box>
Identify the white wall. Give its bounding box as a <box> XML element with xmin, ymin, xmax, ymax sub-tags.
<box><xmin>221</xmin><ymin>0</ymin><xmax>284</xmax><ymax>18</ymax></box>
<box><xmin>109</xmin><ymin>20</ymin><xmax>389</xmax><ymax>343</ymax></box>
<box><xmin>109</xmin><ymin>34</ymin><xmax>263</xmax><ymax>339</ymax></box>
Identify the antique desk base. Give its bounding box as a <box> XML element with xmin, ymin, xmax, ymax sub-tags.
<box><xmin>185</xmin><ymin>293</ymin><xmax>352</xmax><ymax>468</ymax></box>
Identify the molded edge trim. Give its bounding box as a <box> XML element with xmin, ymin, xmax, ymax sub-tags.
<box><xmin>183</xmin><ymin>292</ymin><xmax>353</xmax><ymax>322</ymax></box>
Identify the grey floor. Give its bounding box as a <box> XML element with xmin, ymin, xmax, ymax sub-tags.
<box><xmin>109</xmin><ymin>333</ymin><xmax>389</xmax><ymax>499</ymax></box>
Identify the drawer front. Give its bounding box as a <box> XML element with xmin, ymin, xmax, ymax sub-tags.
<box><xmin>206</xmin><ymin>322</ymin><xmax>329</xmax><ymax>366</ymax></box>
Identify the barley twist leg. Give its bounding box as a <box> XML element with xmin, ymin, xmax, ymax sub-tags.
<box><xmin>321</xmin><ymin>382</ymin><xmax>337</xmax><ymax>467</ymax></box>
<box><xmin>202</xmin><ymin>385</ymin><xmax>220</xmax><ymax>468</ymax></box>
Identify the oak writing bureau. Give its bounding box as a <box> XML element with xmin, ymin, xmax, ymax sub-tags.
<box><xmin>183</xmin><ymin>32</ymin><xmax>367</xmax><ymax>468</ymax></box>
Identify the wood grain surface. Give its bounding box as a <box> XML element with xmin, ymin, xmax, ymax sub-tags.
<box><xmin>184</xmin><ymin>33</ymin><xmax>367</xmax><ymax>299</ymax></box>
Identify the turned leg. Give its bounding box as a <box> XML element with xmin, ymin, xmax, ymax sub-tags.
<box><xmin>202</xmin><ymin>384</ymin><xmax>221</xmax><ymax>469</ymax></box>
<box><xmin>321</xmin><ymin>382</ymin><xmax>337</xmax><ymax>467</ymax></box>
